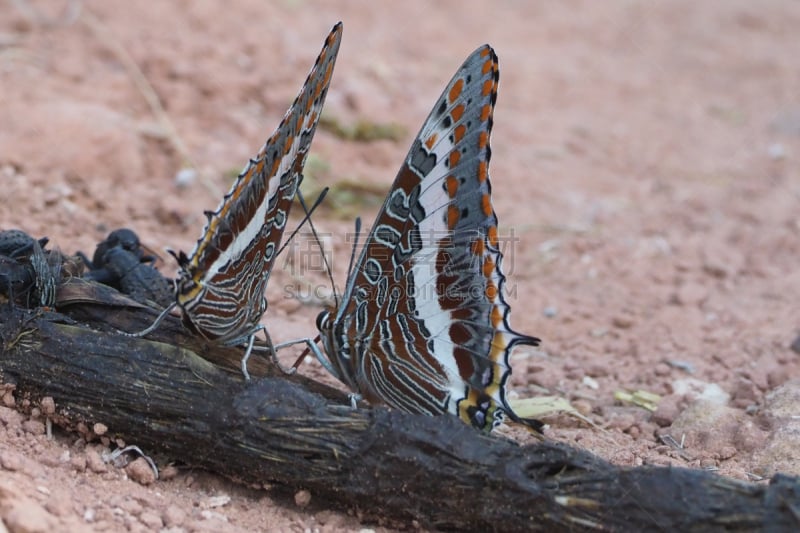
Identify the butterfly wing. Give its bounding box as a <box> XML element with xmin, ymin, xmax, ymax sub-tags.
<box><xmin>177</xmin><ymin>24</ymin><xmax>342</xmax><ymax>343</ymax></box>
<box><xmin>326</xmin><ymin>45</ymin><xmax>539</xmax><ymax>431</ymax></box>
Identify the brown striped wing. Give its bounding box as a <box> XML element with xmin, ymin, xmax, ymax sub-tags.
<box><xmin>176</xmin><ymin>23</ymin><xmax>342</xmax><ymax>344</ymax></box>
<box><xmin>319</xmin><ymin>45</ymin><xmax>540</xmax><ymax>432</ymax></box>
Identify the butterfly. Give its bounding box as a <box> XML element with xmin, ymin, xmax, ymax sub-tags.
<box><xmin>297</xmin><ymin>45</ymin><xmax>542</xmax><ymax>432</ymax></box>
<box><xmin>131</xmin><ymin>23</ymin><xmax>342</xmax><ymax>379</ymax></box>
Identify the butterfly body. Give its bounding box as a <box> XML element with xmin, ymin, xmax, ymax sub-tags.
<box><xmin>314</xmin><ymin>45</ymin><xmax>540</xmax><ymax>432</ymax></box>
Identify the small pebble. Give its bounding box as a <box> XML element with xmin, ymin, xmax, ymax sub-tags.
<box><xmin>93</xmin><ymin>423</ymin><xmax>108</xmax><ymax>436</ymax></box>
<box><xmin>0</xmin><ymin>406</ymin><xmax>23</xmax><ymax>427</ymax></box>
<box><xmin>4</xmin><ymin>497</ymin><xmax>57</xmax><ymax>532</ymax></box>
<box><xmin>652</xmin><ymin>395</ymin><xmax>682</xmax><ymax>427</ymax></box>
<box><xmin>40</xmin><ymin>397</ymin><xmax>56</xmax><ymax>416</ymax></box>
<box><xmin>85</xmin><ymin>449</ymin><xmax>108</xmax><ymax>474</ymax></box>
<box><xmin>611</xmin><ymin>314</ymin><xmax>634</xmax><ymax>329</ymax></box>
<box><xmin>22</xmin><ymin>420</ymin><xmax>46</xmax><ymax>435</ymax></box>
<box><xmin>174</xmin><ymin>168</ymin><xmax>197</xmax><ymax>188</ymax></box>
<box><xmin>199</xmin><ymin>510</ymin><xmax>228</xmax><ymax>522</ymax></box>
<box><xmin>139</xmin><ymin>511</ymin><xmax>164</xmax><ymax>530</ymax></box>
<box><xmin>606</xmin><ymin>413</ymin><xmax>636</xmax><ymax>432</ymax></box>
<box><xmin>767</xmin><ymin>142</ymin><xmax>785</xmax><ymax>160</ymax></box>
<box><xmin>160</xmin><ymin>464</ymin><xmax>180</xmax><ymax>480</ymax></box>
<box><xmin>700</xmin><ymin>458</ymin><xmax>718</xmax><ymax>469</ymax></box>
<box><xmin>581</xmin><ymin>376</ymin><xmax>599</xmax><ymax>390</ymax></box>
<box><xmin>653</xmin><ymin>363</ymin><xmax>671</xmax><ymax>377</ymax></box>
<box><xmin>294</xmin><ymin>489</ymin><xmax>312</xmax><ymax>508</ymax></box>
<box><xmin>119</xmin><ymin>498</ymin><xmax>143</xmax><ymax>516</ymax></box>
<box><xmin>70</xmin><ymin>455</ymin><xmax>87</xmax><ymax>472</ymax></box>
<box><xmin>542</xmin><ymin>306</ymin><xmax>558</xmax><ymax>318</ymax></box>
<box><xmin>718</xmin><ymin>445</ymin><xmax>737</xmax><ymax>460</ymax></box>
<box><xmin>0</xmin><ymin>450</ymin><xmax>24</xmax><ymax>471</ymax></box>
<box><xmin>45</xmin><ymin>493</ymin><xmax>73</xmax><ymax>517</ymax></box>
<box><xmin>572</xmin><ymin>399</ymin><xmax>593</xmax><ymax>416</ymax></box>
<box><xmin>667</xmin><ymin>360</ymin><xmax>695</xmax><ymax>373</ymax></box>
<box><xmin>585</xmin><ymin>363</ymin><xmax>610</xmax><ymax>378</ymax></box>
<box><xmin>126</xmin><ymin>457</ymin><xmax>157</xmax><ymax>485</ymax></box>
<box><xmin>2</xmin><ymin>389</ymin><xmax>15</xmax><ymax>407</ymax></box>
<box><xmin>163</xmin><ymin>504</ymin><xmax>186</xmax><ymax>528</ymax></box>
<box><xmin>674</xmin><ymin>282</ymin><xmax>709</xmax><ymax>306</ymax></box>
<box><xmin>204</xmin><ymin>495</ymin><xmax>231</xmax><ymax>509</ymax></box>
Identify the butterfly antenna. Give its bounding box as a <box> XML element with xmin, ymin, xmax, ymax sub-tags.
<box><xmin>292</xmin><ymin>187</ymin><xmax>339</xmax><ymax>308</ymax></box>
<box><xmin>345</xmin><ymin>217</ymin><xmax>362</xmax><ymax>282</ymax></box>
<box><xmin>275</xmin><ymin>185</ymin><xmax>329</xmax><ymax>258</ymax></box>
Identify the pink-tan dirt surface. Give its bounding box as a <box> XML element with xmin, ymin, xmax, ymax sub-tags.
<box><xmin>1</xmin><ymin>1</ymin><xmax>800</xmax><ymax>531</ymax></box>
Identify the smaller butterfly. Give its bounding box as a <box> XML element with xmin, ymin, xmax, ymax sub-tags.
<box><xmin>129</xmin><ymin>23</ymin><xmax>342</xmax><ymax>379</ymax></box>
<box><xmin>287</xmin><ymin>45</ymin><xmax>541</xmax><ymax>432</ymax></box>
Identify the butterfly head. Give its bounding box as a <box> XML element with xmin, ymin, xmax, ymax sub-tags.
<box><xmin>315</xmin><ymin>309</ymin><xmax>331</xmax><ymax>332</ymax></box>
<box><xmin>315</xmin><ymin>308</ymin><xmax>336</xmax><ymax>356</ymax></box>
<box><xmin>315</xmin><ymin>307</ymin><xmax>357</xmax><ymax>386</ymax></box>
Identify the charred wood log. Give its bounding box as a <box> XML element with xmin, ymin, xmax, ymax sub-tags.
<box><xmin>0</xmin><ymin>279</ymin><xmax>798</xmax><ymax>532</ymax></box>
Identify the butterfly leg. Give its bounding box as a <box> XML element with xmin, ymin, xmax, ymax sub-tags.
<box><xmin>240</xmin><ymin>332</ymin><xmax>257</xmax><ymax>381</ymax></box>
<box><xmin>347</xmin><ymin>393</ymin><xmax>363</xmax><ymax>409</ymax></box>
<box><xmin>272</xmin><ymin>336</ymin><xmax>347</xmax><ymax>381</ymax></box>
<box><xmin>118</xmin><ymin>301</ymin><xmax>177</xmax><ymax>338</ymax></box>
<box><xmin>248</xmin><ymin>328</ymin><xmax>300</xmax><ymax>376</ymax></box>
<box><xmin>104</xmin><ymin>445</ymin><xmax>159</xmax><ymax>480</ymax></box>
<box><xmin>240</xmin><ymin>324</ymin><xmax>277</xmax><ymax>380</ymax></box>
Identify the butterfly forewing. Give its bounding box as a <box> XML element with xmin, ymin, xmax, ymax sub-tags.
<box><xmin>177</xmin><ymin>23</ymin><xmax>342</xmax><ymax>343</ymax></box>
<box><xmin>320</xmin><ymin>45</ymin><xmax>540</xmax><ymax>432</ymax></box>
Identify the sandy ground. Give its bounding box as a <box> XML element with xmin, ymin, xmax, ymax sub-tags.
<box><xmin>2</xmin><ymin>0</ymin><xmax>800</xmax><ymax>531</ymax></box>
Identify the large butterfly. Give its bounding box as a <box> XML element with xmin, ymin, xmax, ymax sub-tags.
<box><xmin>133</xmin><ymin>23</ymin><xmax>342</xmax><ymax>379</ymax></box>
<box><xmin>304</xmin><ymin>45</ymin><xmax>541</xmax><ymax>432</ymax></box>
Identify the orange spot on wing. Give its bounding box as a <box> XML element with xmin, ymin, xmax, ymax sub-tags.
<box><xmin>478</xmin><ymin>161</ymin><xmax>488</xmax><ymax>182</ymax></box>
<box><xmin>482</xmin><ymin>193</ymin><xmax>493</xmax><ymax>216</ymax></box>
<box><xmin>447</xmin><ymin>205</ymin><xmax>460</xmax><ymax>229</ymax></box>
<box><xmin>491</xmin><ymin>306</ymin><xmax>503</xmax><ymax>328</ymax></box>
<box><xmin>270</xmin><ymin>157</ymin><xmax>281</xmax><ymax>177</ymax></box>
<box><xmin>480</xmin><ymin>104</ymin><xmax>491</xmax><ymax>122</ymax></box>
<box><xmin>449</xmin><ymin>150</ymin><xmax>461</xmax><ymax>168</ymax></box>
<box><xmin>448</xmin><ymin>79</ymin><xmax>464</xmax><ymax>103</ymax></box>
<box><xmin>451</xmin><ymin>104</ymin><xmax>465</xmax><ymax>123</ymax></box>
<box><xmin>482</xmin><ymin>59</ymin><xmax>492</xmax><ymax>75</ymax></box>
<box><xmin>446</xmin><ymin>176</ymin><xmax>459</xmax><ymax>198</ymax></box>
<box><xmin>425</xmin><ymin>133</ymin><xmax>438</xmax><ymax>150</ymax></box>
<box><xmin>480</xmin><ymin>47</ymin><xmax>490</xmax><ymax>58</ymax></box>
<box><xmin>453</xmin><ymin>124</ymin><xmax>466</xmax><ymax>143</ymax></box>
<box><xmin>489</xmin><ymin>331</ymin><xmax>506</xmax><ymax>362</ymax></box>
<box><xmin>482</xmin><ymin>79</ymin><xmax>494</xmax><ymax>97</ymax></box>
<box><xmin>478</xmin><ymin>131</ymin><xmax>488</xmax><ymax>150</ymax></box>
<box><xmin>485</xmin><ymin>279</ymin><xmax>497</xmax><ymax>300</ymax></box>
<box><xmin>488</xmin><ymin>225</ymin><xmax>498</xmax><ymax>247</ymax></box>
<box><xmin>483</xmin><ymin>256</ymin><xmax>495</xmax><ymax>278</ymax></box>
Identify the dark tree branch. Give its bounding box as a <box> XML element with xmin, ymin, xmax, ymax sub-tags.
<box><xmin>0</xmin><ymin>279</ymin><xmax>798</xmax><ymax>532</ymax></box>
